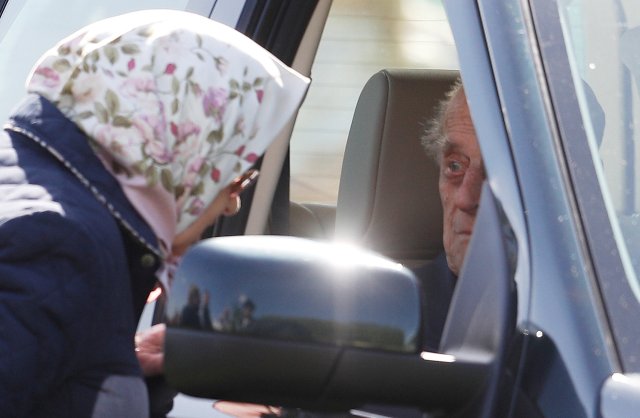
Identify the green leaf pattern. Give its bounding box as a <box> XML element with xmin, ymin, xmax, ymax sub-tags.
<box><xmin>24</xmin><ymin>15</ymin><xmax>296</xmax><ymax>235</ymax></box>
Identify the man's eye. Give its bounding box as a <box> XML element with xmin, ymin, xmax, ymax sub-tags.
<box><xmin>448</xmin><ymin>161</ymin><xmax>463</xmax><ymax>172</ymax></box>
<box><xmin>444</xmin><ymin>160</ymin><xmax>466</xmax><ymax>177</ymax></box>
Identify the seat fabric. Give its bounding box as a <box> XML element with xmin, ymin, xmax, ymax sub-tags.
<box><xmin>334</xmin><ymin>68</ymin><xmax>459</xmax><ymax>268</ymax></box>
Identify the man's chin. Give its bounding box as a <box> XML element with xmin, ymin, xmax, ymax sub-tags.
<box><xmin>446</xmin><ymin>238</ymin><xmax>471</xmax><ymax>275</ymax></box>
<box><xmin>453</xmin><ymin>236</ymin><xmax>471</xmax><ymax>253</ymax></box>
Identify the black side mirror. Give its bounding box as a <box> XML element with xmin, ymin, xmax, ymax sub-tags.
<box><xmin>164</xmin><ymin>236</ymin><xmax>489</xmax><ymax>412</ymax></box>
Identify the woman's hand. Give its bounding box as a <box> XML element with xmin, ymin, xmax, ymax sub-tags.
<box><xmin>135</xmin><ymin>323</ymin><xmax>166</xmax><ymax>376</ymax></box>
<box><xmin>214</xmin><ymin>401</ymin><xmax>281</xmax><ymax>417</ymax></box>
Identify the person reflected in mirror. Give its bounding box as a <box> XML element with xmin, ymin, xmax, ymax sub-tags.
<box><xmin>201</xmin><ymin>290</ymin><xmax>214</xmax><ymax>331</ymax></box>
<box><xmin>0</xmin><ymin>10</ymin><xmax>308</xmax><ymax>417</ymax></box>
<box><xmin>418</xmin><ymin>80</ymin><xmax>485</xmax><ymax>351</ymax></box>
<box><xmin>233</xmin><ymin>294</ymin><xmax>257</xmax><ymax>331</ymax></box>
<box><xmin>179</xmin><ymin>285</ymin><xmax>213</xmax><ymax>330</ymax></box>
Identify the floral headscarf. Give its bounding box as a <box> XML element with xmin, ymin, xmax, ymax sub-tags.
<box><xmin>26</xmin><ymin>10</ymin><xmax>309</xmax><ymax>278</ymax></box>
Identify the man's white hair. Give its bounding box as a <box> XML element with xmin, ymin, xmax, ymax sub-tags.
<box><xmin>420</xmin><ymin>79</ymin><xmax>464</xmax><ymax>164</ymax></box>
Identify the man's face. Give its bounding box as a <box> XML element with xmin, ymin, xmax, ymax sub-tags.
<box><xmin>439</xmin><ymin>90</ymin><xmax>484</xmax><ymax>276</ymax></box>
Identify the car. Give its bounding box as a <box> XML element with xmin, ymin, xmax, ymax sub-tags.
<box><xmin>2</xmin><ymin>0</ymin><xmax>640</xmax><ymax>417</ymax></box>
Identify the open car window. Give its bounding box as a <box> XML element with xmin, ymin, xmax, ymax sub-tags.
<box><xmin>288</xmin><ymin>0</ymin><xmax>457</xmax><ymax>205</ymax></box>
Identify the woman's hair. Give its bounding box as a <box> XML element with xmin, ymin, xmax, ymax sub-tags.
<box><xmin>420</xmin><ymin>79</ymin><xmax>464</xmax><ymax>164</ymax></box>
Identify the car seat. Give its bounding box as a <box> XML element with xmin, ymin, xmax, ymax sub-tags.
<box><xmin>333</xmin><ymin>68</ymin><xmax>459</xmax><ymax>268</ymax></box>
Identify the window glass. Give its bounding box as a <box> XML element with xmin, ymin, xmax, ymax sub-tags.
<box><xmin>289</xmin><ymin>0</ymin><xmax>457</xmax><ymax>204</ymax></box>
<box><xmin>559</xmin><ymin>0</ymin><xmax>640</xmax><ymax>299</ymax></box>
<box><xmin>0</xmin><ymin>0</ymin><xmax>192</xmax><ymax>122</ymax></box>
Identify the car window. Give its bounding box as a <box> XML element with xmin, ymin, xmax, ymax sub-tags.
<box><xmin>558</xmin><ymin>1</ymin><xmax>640</xmax><ymax>301</ymax></box>
<box><xmin>536</xmin><ymin>0</ymin><xmax>640</xmax><ymax>370</ymax></box>
<box><xmin>288</xmin><ymin>0</ymin><xmax>458</xmax><ymax>205</ymax></box>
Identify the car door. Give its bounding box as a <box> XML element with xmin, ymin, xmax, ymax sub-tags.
<box><xmin>450</xmin><ymin>0</ymin><xmax>640</xmax><ymax>417</ymax></box>
<box><xmin>163</xmin><ymin>0</ymin><xmax>612</xmax><ymax>416</ymax></box>
<box><xmin>171</xmin><ymin>0</ymin><xmax>640</xmax><ymax>415</ymax></box>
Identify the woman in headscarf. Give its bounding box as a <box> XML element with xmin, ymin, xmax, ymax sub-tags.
<box><xmin>0</xmin><ymin>10</ymin><xmax>309</xmax><ymax>417</ymax></box>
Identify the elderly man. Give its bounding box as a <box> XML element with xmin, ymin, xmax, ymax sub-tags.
<box><xmin>212</xmin><ymin>81</ymin><xmax>485</xmax><ymax>418</ymax></box>
<box><xmin>417</xmin><ymin>80</ymin><xmax>485</xmax><ymax>351</ymax></box>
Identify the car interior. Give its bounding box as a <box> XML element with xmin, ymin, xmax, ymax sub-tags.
<box><xmin>152</xmin><ymin>6</ymin><xmax>517</xmax><ymax>414</ymax></box>
<box><xmin>287</xmin><ymin>68</ymin><xmax>459</xmax><ymax>269</ymax></box>
<box><xmin>165</xmin><ymin>65</ymin><xmax>519</xmax><ymax>416</ymax></box>
<box><xmin>284</xmin><ymin>66</ymin><xmax>516</xmax><ymax>416</ymax></box>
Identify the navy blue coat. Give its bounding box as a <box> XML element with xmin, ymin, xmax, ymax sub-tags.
<box><xmin>414</xmin><ymin>252</ymin><xmax>457</xmax><ymax>352</ymax></box>
<box><xmin>0</xmin><ymin>95</ymin><xmax>161</xmax><ymax>417</ymax></box>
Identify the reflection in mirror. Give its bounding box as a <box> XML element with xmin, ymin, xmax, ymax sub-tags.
<box><xmin>165</xmin><ymin>236</ymin><xmax>423</xmax><ymax>353</ymax></box>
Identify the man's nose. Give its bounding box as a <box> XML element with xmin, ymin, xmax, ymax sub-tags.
<box><xmin>456</xmin><ymin>167</ymin><xmax>484</xmax><ymax>213</ymax></box>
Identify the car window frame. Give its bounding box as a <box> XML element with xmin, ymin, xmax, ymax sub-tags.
<box><xmin>530</xmin><ymin>0</ymin><xmax>640</xmax><ymax>373</ymax></box>
<box><xmin>449</xmin><ymin>0</ymin><xmax>618</xmax><ymax>413</ymax></box>
<box><xmin>211</xmin><ymin>0</ymin><xmax>322</xmax><ymax>238</ymax></box>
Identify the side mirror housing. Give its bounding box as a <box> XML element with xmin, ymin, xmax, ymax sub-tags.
<box><xmin>164</xmin><ymin>236</ymin><xmax>488</xmax><ymax>412</ymax></box>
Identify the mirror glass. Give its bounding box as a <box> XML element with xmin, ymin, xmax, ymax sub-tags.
<box><xmin>165</xmin><ymin>236</ymin><xmax>423</xmax><ymax>353</ymax></box>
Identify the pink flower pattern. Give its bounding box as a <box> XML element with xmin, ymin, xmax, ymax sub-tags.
<box><xmin>210</xmin><ymin>167</ymin><xmax>221</xmax><ymax>182</ymax></box>
<box><xmin>25</xmin><ymin>11</ymin><xmax>309</xmax><ymax>248</ymax></box>
<box><xmin>165</xmin><ymin>63</ymin><xmax>176</xmax><ymax>74</ymax></box>
<box><xmin>170</xmin><ymin>120</ymin><xmax>201</xmax><ymax>143</ymax></box>
<box><xmin>202</xmin><ymin>87</ymin><xmax>229</xmax><ymax>122</ymax></box>
<box><xmin>187</xmin><ymin>197</ymin><xmax>205</xmax><ymax>216</ymax></box>
<box><xmin>34</xmin><ymin>67</ymin><xmax>60</xmax><ymax>88</ymax></box>
<box><xmin>244</xmin><ymin>153</ymin><xmax>259</xmax><ymax>163</ymax></box>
